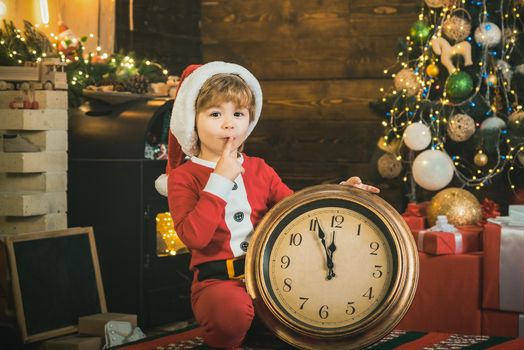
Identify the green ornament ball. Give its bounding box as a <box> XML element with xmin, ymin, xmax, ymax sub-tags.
<box><xmin>445</xmin><ymin>71</ymin><xmax>474</xmax><ymax>102</ymax></box>
<box><xmin>410</xmin><ymin>20</ymin><xmax>431</xmax><ymax>44</ymax></box>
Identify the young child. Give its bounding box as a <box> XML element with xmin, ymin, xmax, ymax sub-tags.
<box><xmin>155</xmin><ymin>61</ymin><xmax>379</xmax><ymax>349</ymax></box>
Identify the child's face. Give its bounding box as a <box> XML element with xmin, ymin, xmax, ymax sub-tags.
<box><xmin>196</xmin><ymin>101</ymin><xmax>250</xmax><ymax>161</ymax></box>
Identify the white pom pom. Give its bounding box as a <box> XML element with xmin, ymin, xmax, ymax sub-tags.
<box><xmin>155</xmin><ymin>174</ymin><xmax>168</xmax><ymax>197</ymax></box>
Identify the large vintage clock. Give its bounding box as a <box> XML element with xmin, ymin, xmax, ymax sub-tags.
<box><xmin>245</xmin><ymin>184</ymin><xmax>419</xmax><ymax>350</ymax></box>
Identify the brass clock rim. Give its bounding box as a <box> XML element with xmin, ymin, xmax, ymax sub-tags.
<box><xmin>245</xmin><ymin>184</ymin><xmax>419</xmax><ymax>350</ymax></box>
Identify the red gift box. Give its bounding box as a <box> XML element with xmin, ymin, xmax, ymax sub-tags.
<box><xmin>402</xmin><ymin>202</ymin><xmax>428</xmax><ymax>231</ymax></box>
<box><xmin>412</xmin><ymin>225</ymin><xmax>482</xmax><ymax>255</ymax></box>
<box><xmin>397</xmin><ymin>252</ymin><xmax>482</xmax><ymax>335</ymax></box>
<box><xmin>483</xmin><ymin>223</ymin><xmax>524</xmax><ymax>313</ymax></box>
<box><xmin>481</xmin><ymin>309</ymin><xmax>524</xmax><ymax>337</ymax></box>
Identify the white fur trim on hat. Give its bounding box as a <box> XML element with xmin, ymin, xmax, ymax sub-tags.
<box><xmin>155</xmin><ymin>174</ymin><xmax>168</xmax><ymax>197</ymax></box>
<box><xmin>170</xmin><ymin>61</ymin><xmax>263</xmax><ymax>156</ymax></box>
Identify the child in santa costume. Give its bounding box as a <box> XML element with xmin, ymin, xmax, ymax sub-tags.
<box><xmin>155</xmin><ymin>61</ymin><xmax>379</xmax><ymax>349</ymax></box>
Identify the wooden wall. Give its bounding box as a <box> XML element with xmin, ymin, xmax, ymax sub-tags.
<box><xmin>201</xmin><ymin>0</ymin><xmax>420</xmax><ymax>210</ymax></box>
<box><xmin>115</xmin><ymin>0</ymin><xmax>202</xmax><ymax>76</ymax></box>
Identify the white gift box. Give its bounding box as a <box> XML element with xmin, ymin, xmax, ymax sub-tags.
<box><xmin>509</xmin><ymin>205</ymin><xmax>524</xmax><ymax>222</ymax></box>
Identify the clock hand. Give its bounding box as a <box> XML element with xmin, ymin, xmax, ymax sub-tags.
<box><xmin>317</xmin><ymin>221</ymin><xmax>335</xmax><ymax>280</ymax></box>
<box><xmin>328</xmin><ymin>231</ymin><xmax>337</xmax><ymax>278</ymax></box>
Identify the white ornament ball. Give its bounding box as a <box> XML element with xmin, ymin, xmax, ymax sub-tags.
<box><xmin>403</xmin><ymin>123</ymin><xmax>432</xmax><ymax>151</ymax></box>
<box><xmin>394</xmin><ymin>68</ymin><xmax>421</xmax><ymax>97</ymax></box>
<box><xmin>447</xmin><ymin>113</ymin><xmax>476</xmax><ymax>142</ymax></box>
<box><xmin>377</xmin><ymin>153</ymin><xmax>403</xmax><ymax>179</ymax></box>
<box><xmin>443</xmin><ymin>15</ymin><xmax>471</xmax><ymax>42</ymax></box>
<box><xmin>480</xmin><ymin>116</ymin><xmax>506</xmax><ymax>130</ymax></box>
<box><xmin>474</xmin><ymin>22</ymin><xmax>502</xmax><ymax>48</ymax></box>
<box><xmin>518</xmin><ymin>152</ymin><xmax>524</xmax><ymax>166</ymax></box>
<box><xmin>424</xmin><ymin>0</ymin><xmax>456</xmax><ymax>8</ymax></box>
<box><xmin>412</xmin><ymin>150</ymin><xmax>455</xmax><ymax>191</ymax></box>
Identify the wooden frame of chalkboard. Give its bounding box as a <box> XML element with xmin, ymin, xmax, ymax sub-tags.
<box><xmin>5</xmin><ymin>227</ymin><xmax>107</xmax><ymax>343</ymax></box>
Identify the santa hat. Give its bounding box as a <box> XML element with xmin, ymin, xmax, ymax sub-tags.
<box><xmin>154</xmin><ymin>61</ymin><xmax>263</xmax><ymax>196</ymax></box>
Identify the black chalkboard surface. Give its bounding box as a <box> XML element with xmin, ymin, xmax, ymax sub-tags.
<box><xmin>5</xmin><ymin>227</ymin><xmax>106</xmax><ymax>343</ymax></box>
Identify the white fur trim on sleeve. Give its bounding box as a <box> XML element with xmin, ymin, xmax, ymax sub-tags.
<box><xmin>203</xmin><ymin>173</ymin><xmax>234</xmax><ymax>202</ymax></box>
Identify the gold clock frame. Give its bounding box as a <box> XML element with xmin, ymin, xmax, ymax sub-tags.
<box><xmin>245</xmin><ymin>184</ymin><xmax>419</xmax><ymax>350</ymax></box>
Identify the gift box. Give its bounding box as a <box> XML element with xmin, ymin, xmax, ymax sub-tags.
<box><xmin>402</xmin><ymin>202</ymin><xmax>427</xmax><ymax>231</ymax></box>
<box><xmin>44</xmin><ymin>334</ymin><xmax>102</xmax><ymax>350</ymax></box>
<box><xmin>412</xmin><ymin>225</ymin><xmax>482</xmax><ymax>255</ymax></box>
<box><xmin>78</xmin><ymin>312</ymin><xmax>137</xmax><ymax>337</ymax></box>
<box><xmin>397</xmin><ymin>252</ymin><xmax>482</xmax><ymax>335</ymax></box>
<box><xmin>481</xmin><ymin>309</ymin><xmax>524</xmax><ymax>338</ymax></box>
<box><xmin>483</xmin><ymin>223</ymin><xmax>524</xmax><ymax>313</ymax></box>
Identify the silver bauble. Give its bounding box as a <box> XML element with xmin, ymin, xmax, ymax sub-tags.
<box><xmin>480</xmin><ymin>116</ymin><xmax>506</xmax><ymax>130</ymax></box>
<box><xmin>474</xmin><ymin>22</ymin><xmax>502</xmax><ymax>48</ymax></box>
<box><xmin>377</xmin><ymin>153</ymin><xmax>403</xmax><ymax>179</ymax></box>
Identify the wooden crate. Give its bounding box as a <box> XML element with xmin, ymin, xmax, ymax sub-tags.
<box><xmin>0</xmin><ymin>90</ymin><xmax>67</xmax><ymax>109</ymax></box>
<box><xmin>0</xmin><ymin>152</ymin><xmax>67</xmax><ymax>173</ymax></box>
<box><xmin>0</xmin><ymin>109</ymin><xmax>68</xmax><ymax>131</ymax></box>
<box><xmin>0</xmin><ymin>213</ymin><xmax>67</xmax><ymax>234</ymax></box>
<box><xmin>0</xmin><ymin>192</ymin><xmax>67</xmax><ymax>216</ymax></box>
<box><xmin>0</xmin><ymin>172</ymin><xmax>67</xmax><ymax>192</ymax></box>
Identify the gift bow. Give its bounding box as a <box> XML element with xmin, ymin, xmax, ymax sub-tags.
<box><xmin>482</xmin><ymin>198</ymin><xmax>501</xmax><ymax>222</ymax></box>
<box><xmin>404</xmin><ymin>202</ymin><xmax>424</xmax><ymax>217</ymax></box>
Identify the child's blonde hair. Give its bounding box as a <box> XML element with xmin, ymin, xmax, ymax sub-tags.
<box><xmin>195</xmin><ymin>73</ymin><xmax>256</xmax><ymax>123</ymax></box>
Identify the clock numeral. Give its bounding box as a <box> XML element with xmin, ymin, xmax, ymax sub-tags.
<box><xmin>299</xmin><ymin>297</ymin><xmax>309</xmax><ymax>310</ymax></box>
<box><xmin>373</xmin><ymin>265</ymin><xmax>383</xmax><ymax>278</ymax></box>
<box><xmin>369</xmin><ymin>241</ymin><xmax>380</xmax><ymax>255</ymax></box>
<box><xmin>357</xmin><ymin>223</ymin><xmax>361</xmax><ymax>236</ymax></box>
<box><xmin>309</xmin><ymin>218</ymin><xmax>319</xmax><ymax>231</ymax></box>
<box><xmin>363</xmin><ymin>287</ymin><xmax>374</xmax><ymax>300</ymax></box>
<box><xmin>331</xmin><ymin>215</ymin><xmax>344</xmax><ymax>228</ymax></box>
<box><xmin>280</xmin><ymin>255</ymin><xmax>291</xmax><ymax>269</ymax></box>
<box><xmin>283</xmin><ymin>278</ymin><xmax>292</xmax><ymax>292</ymax></box>
<box><xmin>289</xmin><ymin>233</ymin><xmax>303</xmax><ymax>246</ymax></box>
<box><xmin>319</xmin><ymin>305</ymin><xmax>329</xmax><ymax>319</ymax></box>
<box><xmin>345</xmin><ymin>301</ymin><xmax>356</xmax><ymax>315</ymax></box>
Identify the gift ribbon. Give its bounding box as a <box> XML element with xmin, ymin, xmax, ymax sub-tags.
<box><xmin>417</xmin><ymin>231</ymin><xmax>463</xmax><ymax>253</ymax></box>
<box><xmin>499</xmin><ymin>225</ymin><xmax>524</xmax><ymax>312</ymax></box>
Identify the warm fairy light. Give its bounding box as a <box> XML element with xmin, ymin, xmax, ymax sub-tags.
<box><xmin>156</xmin><ymin>212</ymin><xmax>188</xmax><ymax>256</ymax></box>
<box><xmin>40</xmin><ymin>0</ymin><xmax>49</xmax><ymax>25</ymax></box>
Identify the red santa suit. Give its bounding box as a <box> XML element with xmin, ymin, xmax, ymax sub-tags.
<box><xmin>168</xmin><ymin>154</ymin><xmax>292</xmax><ymax>349</ymax></box>
<box><xmin>154</xmin><ymin>62</ymin><xmax>285</xmax><ymax>349</ymax></box>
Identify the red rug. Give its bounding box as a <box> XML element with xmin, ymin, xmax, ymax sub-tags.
<box><xmin>115</xmin><ymin>326</ymin><xmax>524</xmax><ymax>350</ymax></box>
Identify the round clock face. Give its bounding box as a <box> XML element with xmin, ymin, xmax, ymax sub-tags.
<box><xmin>246</xmin><ymin>185</ymin><xmax>418</xmax><ymax>350</ymax></box>
<box><xmin>262</xmin><ymin>199</ymin><xmax>397</xmax><ymax>335</ymax></box>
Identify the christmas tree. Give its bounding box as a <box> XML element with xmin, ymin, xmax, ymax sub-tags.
<box><xmin>372</xmin><ymin>0</ymin><xmax>524</xmax><ymax>201</ymax></box>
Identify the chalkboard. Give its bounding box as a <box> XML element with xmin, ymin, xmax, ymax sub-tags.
<box><xmin>6</xmin><ymin>227</ymin><xmax>106</xmax><ymax>343</ymax></box>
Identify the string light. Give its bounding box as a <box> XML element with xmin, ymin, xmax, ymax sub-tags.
<box><xmin>376</xmin><ymin>0</ymin><xmax>524</xmax><ymax>196</ymax></box>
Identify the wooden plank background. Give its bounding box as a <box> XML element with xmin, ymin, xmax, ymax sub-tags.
<box><xmin>201</xmin><ymin>0</ymin><xmax>420</xmax><ymax>210</ymax></box>
<box><xmin>201</xmin><ymin>0</ymin><xmax>419</xmax><ymax>80</ymax></box>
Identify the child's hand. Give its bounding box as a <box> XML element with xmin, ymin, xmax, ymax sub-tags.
<box><xmin>214</xmin><ymin>137</ymin><xmax>245</xmax><ymax>181</ymax></box>
<box><xmin>341</xmin><ymin>176</ymin><xmax>380</xmax><ymax>194</ymax></box>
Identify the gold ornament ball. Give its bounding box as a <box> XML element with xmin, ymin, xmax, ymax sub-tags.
<box><xmin>508</xmin><ymin>111</ymin><xmax>524</xmax><ymax>127</ymax></box>
<box><xmin>394</xmin><ymin>68</ymin><xmax>421</xmax><ymax>96</ymax></box>
<box><xmin>426</xmin><ymin>187</ymin><xmax>482</xmax><ymax>226</ymax></box>
<box><xmin>474</xmin><ymin>152</ymin><xmax>488</xmax><ymax>167</ymax></box>
<box><xmin>426</xmin><ymin>63</ymin><xmax>440</xmax><ymax>77</ymax></box>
